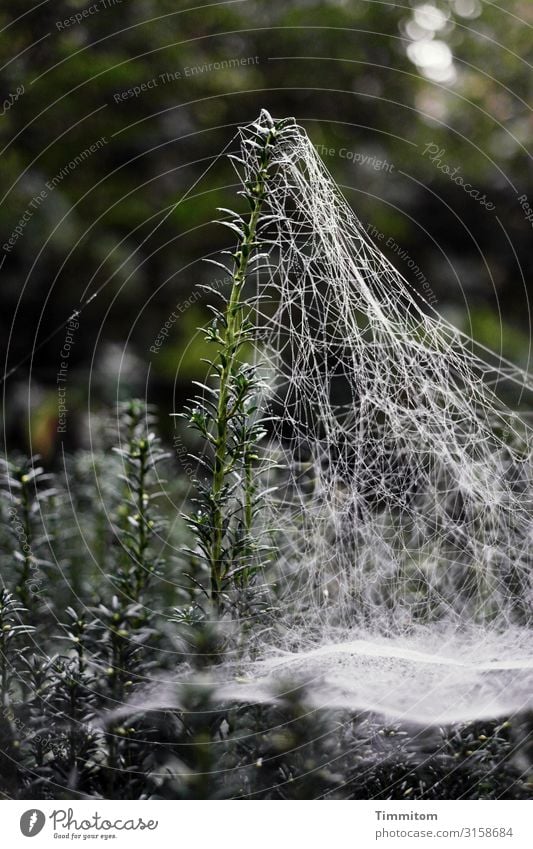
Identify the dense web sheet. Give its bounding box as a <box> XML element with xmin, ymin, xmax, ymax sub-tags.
<box><xmin>217</xmin><ymin>116</ymin><xmax>533</xmax><ymax>724</ymax></box>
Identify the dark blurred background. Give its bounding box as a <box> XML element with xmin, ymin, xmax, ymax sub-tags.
<box><xmin>1</xmin><ymin>0</ymin><xmax>532</xmax><ymax>459</ymax></box>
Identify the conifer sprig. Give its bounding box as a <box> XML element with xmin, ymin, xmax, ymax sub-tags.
<box><xmin>181</xmin><ymin>109</ymin><xmax>292</xmax><ymax>611</ymax></box>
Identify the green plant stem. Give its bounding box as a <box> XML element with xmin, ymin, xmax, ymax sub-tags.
<box><xmin>209</xmin><ymin>131</ymin><xmax>274</xmax><ymax>607</ymax></box>
<box><xmin>0</xmin><ymin>638</ymin><xmax>8</xmax><ymax>711</ymax></box>
<box><xmin>19</xmin><ymin>478</ymin><xmax>32</xmax><ymax>609</ymax></box>
<box><xmin>134</xmin><ymin>440</ymin><xmax>149</xmax><ymax>599</ymax></box>
<box><xmin>244</xmin><ymin>448</ymin><xmax>254</xmax><ymax>542</ymax></box>
<box><xmin>69</xmin><ymin>685</ymin><xmax>77</xmax><ymax>770</ymax></box>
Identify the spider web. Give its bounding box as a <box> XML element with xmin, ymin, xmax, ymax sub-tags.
<box><xmin>218</xmin><ymin>115</ymin><xmax>533</xmax><ymax>724</ymax></box>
